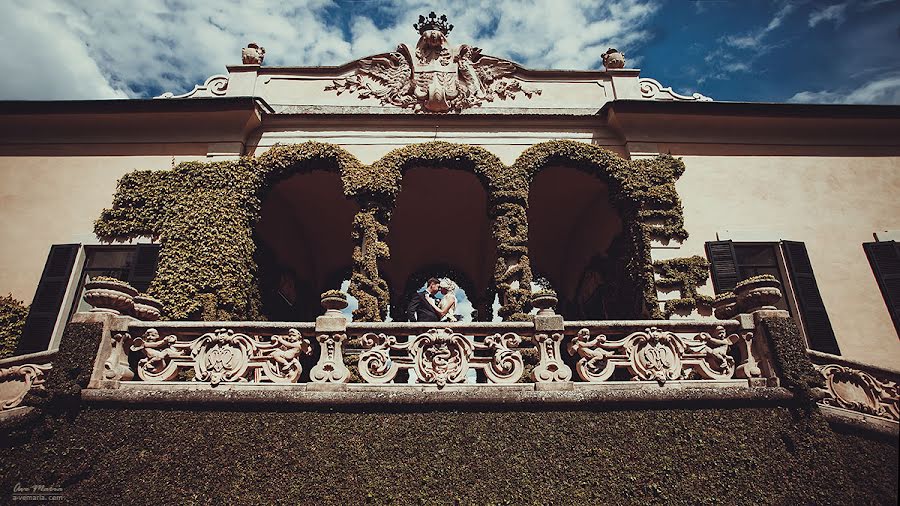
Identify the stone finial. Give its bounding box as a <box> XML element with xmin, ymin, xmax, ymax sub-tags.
<box><xmin>602</xmin><ymin>48</ymin><xmax>626</xmax><ymax>70</ymax></box>
<box><xmin>241</xmin><ymin>43</ymin><xmax>265</xmax><ymax>65</ymax></box>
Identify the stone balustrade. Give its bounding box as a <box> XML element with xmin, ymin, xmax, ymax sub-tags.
<box><xmin>809</xmin><ymin>350</ymin><xmax>900</xmax><ymax>423</ymax></box>
<box><xmin>109</xmin><ymin>311</ymin><xmax>771</xmax><ymax>390</ymax></box>
<box><xmin>0</xmin><ymin>349</ymin><xmax>54</xmax><ymax>411</ymax></box>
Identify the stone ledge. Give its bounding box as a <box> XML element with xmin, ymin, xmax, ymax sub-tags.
<box><xmin>81</xmin><ymin>382</ymin><xmax>792</xmax><ymax>409</ymax></box>
<box><xmin>0</xmin><ymin>406</ymin><xmax>37</xmax><ymax>428</ymax></box>
<box><xmin>818</xmin><ymin>404</ymin><xmax>899</xmax><ymax>438</ymax></box>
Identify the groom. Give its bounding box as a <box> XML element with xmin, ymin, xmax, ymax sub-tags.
<box><xmin>407</xmin><ymin>277</ymin><xmax>441</xmax><ymax>322</ymax></box>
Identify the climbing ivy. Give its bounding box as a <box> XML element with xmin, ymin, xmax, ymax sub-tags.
<box><xmin>95</xmin><ymin>140</ymin><xmax>687</xmax><ymax>322</ymax></box>
<box><xmin>0</xmin><ymin>294</ymin><xmax>28</xmax><ymax>359</ymax></box>
<box><xmin>653</xmin><ymin>255</ymin><xmax>714</xmax><ymax>318</ymax></box>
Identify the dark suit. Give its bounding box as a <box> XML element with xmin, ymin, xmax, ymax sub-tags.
<box><xmin>407</xmin><ymin>291</ymin><xmax>441</xmax><ymax>322</ymax></box>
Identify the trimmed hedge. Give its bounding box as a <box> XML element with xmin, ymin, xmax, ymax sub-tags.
<box><xmin>1</xmin><ymin>406</ymin><xmax>895</xmax><ymax>504</ymax></box>
<box><xmin>1</xmin><ymin>321</ymin><xmax>897</xmax><ymax>504</ymax></box>
<box><xmin>0</xmin><ymin>294</ymin><xmax>28</xmax><ymax>359</ymax></box>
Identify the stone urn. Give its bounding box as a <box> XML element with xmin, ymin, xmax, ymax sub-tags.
<box><xmin>602</xmin><ymin>48</ymin><xmax>626</xmax><ymax>70</ymax></box>
<box><xmin>133</xmin><ymin>294</ymin><xmax>164</xmax><ymax>321</ymax></box>
<box><xmin>734</xmin><ymin>276</ymin><xmax>782</xmax><ymax>313</ymax></box>
<box><xmin>530</xmin><ymin>290</ymin><xmax>558</xmax><ymax>316</ymax></box>
<box><xmin>712</xmin><ymin>292</ymin><xmax>738</xmax><ymax>319</ymax></box>
<box><xmin>241</xmin><ymin>43</ymin><xmax>265</xmax><ymax>65</ymax></box>
<box><xmin>83</xmin><ymin>277</ymin><xmax>138</xmax><ymax>315</ymax></box>
<box><xmin>320</xmin><ymin>290</ymin><xmax>349</xmax><ymax>315</ymax></box>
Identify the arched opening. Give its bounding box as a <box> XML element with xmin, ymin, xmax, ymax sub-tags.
<box><xmin>384</xmin><ymin>168</ymin><xmax>496</xmax><ymax>321</ymax></box>
<box><xmin>255</xmin><ymin>170</ymin><xmax>358</xmax><ymax>321</ymax></box>
<box><xmin>528</xmin><ymin>166</ymin><xmax>637</xmax><ymax>319</ymax></box>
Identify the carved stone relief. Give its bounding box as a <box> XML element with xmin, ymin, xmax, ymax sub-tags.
<box><xmin>0</xmin><ymin>363</ymin><xmax>52</xmax><ymax>410</ymax></box>
<box><xmin>816</xmin><ymin>363</ymin><xmax>899</xmax><ymax>421</ymax></box>
<box><xmin>358</xmin><ymin>328</ymin><xmax>524</xmax><ymax>387</ymax></box>
<box><xmin>325</xmin><ymin>12</ymin><xmax>541</xmax><ymax>113</ymax></box>
<box><xmin>130</xmin><ymin>328</ymin><xmax>311</xmax><ymax>385</ymax></box>
<box><xmin>568</xmin><ymin>326</ymin><xmax>749</xmax><ymax>384</ymax></box>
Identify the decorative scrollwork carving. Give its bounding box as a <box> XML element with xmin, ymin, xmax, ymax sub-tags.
<box><xmin>0</xmin><ymin>363</ymin><xmax>52</xmax><ymax>410</ymax></box>
<box><xmin>639</xmin><ymin>78</ymin><xmax>712</xmax><ymax>102</ymax></box>
<box><xmin>626</xmin><ymin>327</ymin><xmax>686</xmax><ymax>383</ymax></box>
<box><xmin>155</xmin><ymin>75</ymin><xmax>229</xmax><ymax>99</ymax></box>
<box><xmin>410</xmin><ymin>328</ymin><xmax>474</xmax><ymax>386</ymax></box>
<box><xmin>816</xmin><ymin>364</ymin><xmax>899</xmax><ymax>421</ymax></box>
<box><xmin>567</xmin><ymin>328</ymin><xmax>615</xmax><ymax>382</ymax></box>
<box><xmin>130</xmin><ymin>327</ymin><xmax>311</xmax><ymax>386</ymax></box>
<box><xmin>359</xmin><ymin>332</ymin><xmax>399</xmax><ymax>384</ymax></box>
<box><xmin>357</xmin><ymin>328</ymin><xmax>524</xmax><ymax>387</ymax></box>
<box><xmin>483</xmin><ymin>332</ymin><xmax>524</xmax><ymax>383</ymax></box>
<box><xmin>568</xmin><ymin>326</ymin><xmax>743</xmax><ymax>384</ymax></box>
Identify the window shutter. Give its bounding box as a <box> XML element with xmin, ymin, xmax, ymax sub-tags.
<box><xmin>16</xmin><ymin>244</ymin><xmax>79</xmax><ymax>354</ymax></box>
<box><xmin>782</xmin><ymin>240</ymin><xmax>840</xmax><ymax>354</ymax></box>
<box><xmin>705</xmin><ymin>240</ymin><xmax>739</xmax><ymax>293</ymax></box>
<box><xmin>127</xmin><ymin>244</ymin><xmax>161</xmax><ymax>293</ymax></box>
<box><xmin>863</xmin><ymin>241</ymin><xmax>900</xmax><ymax>336</ymax></box>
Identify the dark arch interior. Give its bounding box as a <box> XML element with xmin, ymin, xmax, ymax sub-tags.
<box><xmin>255</xmin><ymin>170</ymin><xmax>359</xmax><ymax>321</ymax></box>
<box><xmin>384</xmin><ymin>167</ymin><xmax>496</xmax><ymax>320</ymax></box>
<box><xmin>528</xmin><ymin>166</ymin><xmax>638</xmax><ymax>319</ymax></box>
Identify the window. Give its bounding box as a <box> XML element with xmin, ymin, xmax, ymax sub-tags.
<box><xmin>68</xmin><ymin>244</ymin><xmax>161</xmax><ymax>317</ymax></box>
<box><xmin>706</xmin><ymin>240</ymin><xmax>840</xmax><ymax>355</ymax></box>
<box><xmin>863</xmin><ymin>240</ymin><xmax>900</xmax><ymax>336</ymax></box>
<box><xmin>16</xmin><ymin>244</ymin><xmax>160</xmax><ymax>354</ymax></box>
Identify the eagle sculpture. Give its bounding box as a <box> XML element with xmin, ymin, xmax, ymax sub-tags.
<box><xmin>326</xmin><ymin>12</ymin><xmax>541</xmax><ymax>113</ymax></box>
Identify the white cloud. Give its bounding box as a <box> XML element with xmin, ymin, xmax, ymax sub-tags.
<box><xmin>788</xmin><ymin>74</ymin><xmax>900</xmax><ymax>104</ymax></box>
<box><xmin>0</xmin><ymin>0</ymin><xmax>661</xmax><ymax>99</ymax></box>
<box><xmin>808</xmin><ymin>3</ymin><xmax>848</xmax><ymax>27</ymax></box>
<box><xmin>723</xmin><ymin>2</ymin><xmax>794</xmax><ymax>49</ymax></box>
<box><xmin>0</xmin><ymin>0</ymin><xmax>128</xmax><ymax>99</ymax></box>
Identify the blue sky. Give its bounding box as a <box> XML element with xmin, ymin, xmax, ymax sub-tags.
<box><xmin>2</xmin><ymin>0</ymin><xmax>898</xmax><ymax>104</ymax></box>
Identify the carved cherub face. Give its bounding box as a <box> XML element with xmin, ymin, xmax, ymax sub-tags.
<box><xmin>287</xmin><ymin>329</ymin><xmax>301</xmax><ymax>341</ymax></box>
<box><xmin>145</xmin><ymin>329</ymin><xmax>159</xmax><ymax>340</ymax></box>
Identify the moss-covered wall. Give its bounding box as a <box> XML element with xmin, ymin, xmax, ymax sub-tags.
<box><xmin>94</xmin><ymin>140</ymin><xmax>688</xmax><ymax>322</ymax></box>
<box><xmin>2</xmin><ymin>322</ymin><xmax>898</xmax><ymax>504</ymax></box>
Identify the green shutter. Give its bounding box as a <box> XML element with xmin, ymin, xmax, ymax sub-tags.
<box><xmin>863</xmin><ymin>241</ymin><xmax>900</xmax><ymax>337</ymax></box>
<box><xmin>16</xmin><ymin>244</ymin><xmax>79</xmax><ymax>354</ymax></box>
<box><xmin>127</xmin><ymin>244</ymin><xmax>161</xmax><ymax>293</ymax></box>
<box><xmin>705</xmin><ymin>240</ymin><xmax>739</xmax><ymax>293</ymax></box>
<box><xmin>782</xmin><ymin>240</ymin><xmax>840</xmax><ymax>354</ymax></box>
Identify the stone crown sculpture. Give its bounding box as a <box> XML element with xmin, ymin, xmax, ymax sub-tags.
<box><xmin>414</xmin><ymin>11</ymin><xmax>453</xmax><ymax>35</ymax></box>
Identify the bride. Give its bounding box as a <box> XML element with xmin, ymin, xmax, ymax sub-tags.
<box><xmin>430</xmin><ymin>278</ymin><xmax>459</xmax><ymax>322</ymax></box>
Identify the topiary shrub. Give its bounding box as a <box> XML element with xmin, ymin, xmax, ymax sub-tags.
<box><xmin>0</xmin><ymin>294</ymin><xmax>28</xmax><ymax>359</ymax></box>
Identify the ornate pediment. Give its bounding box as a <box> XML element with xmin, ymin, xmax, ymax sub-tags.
<box><xmin>325</xmin><ymin>12</ymin><xmax>541</xmax><ymax>114</ymax></box>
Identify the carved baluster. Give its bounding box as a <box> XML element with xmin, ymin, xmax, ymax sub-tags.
<box><xmin>311</xmin><ymin>333</ymin><xmax>350</xmax><ymax>383</ymax></box>
<box><xmin>530</xmin><ymin>292</ymin><xmax>572</xmax><ymax>382</ymax></box>
<box><xmin>311</xmin><ymin>291</ymin><xmax>351</xmax><ymax>383</ymax></box>
<box><xmin>532</xmin><ymin>333</ymin><xmax>572</xmax><ymax>382</ymax></box>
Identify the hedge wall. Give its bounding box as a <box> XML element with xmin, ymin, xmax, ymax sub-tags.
<box><xmin>94</xmin><ymin>140</ymin><xmax>688</xmax><ymax>322</ymax></box>
<box><xmin>1</xmin><ymin>323</ymin><xmax>896</xmax><ymax>505</ymax></box>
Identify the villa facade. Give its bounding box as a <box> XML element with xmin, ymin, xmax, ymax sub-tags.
<box><xmin>0</xmin><ymin>15</ymin><xmax>897</xmax><ymax>503</ymax></box>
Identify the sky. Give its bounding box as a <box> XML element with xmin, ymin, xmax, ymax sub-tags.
<box><xmin>1</xmin><ymin>0</ymin><xmax>899</xmax><ymax>104</ymax></box>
